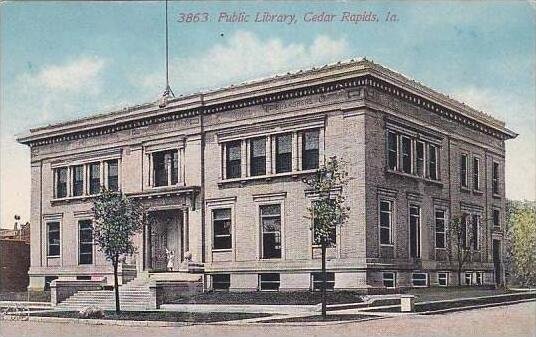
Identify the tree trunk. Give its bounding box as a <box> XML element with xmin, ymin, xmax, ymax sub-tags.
<box><xmin>458</xmin><ymin>267</ymin><xmax>462</xmax><ymax>286</ymax></box>
<box><xmin>113</xmin><ymin>258</ymin><xmax>120</xmax><ymax>313</ymax></box>
<box><xmin>321</xmin><ymin>241</ymin><xmax>327</xmax><ymax>318</ymax></box>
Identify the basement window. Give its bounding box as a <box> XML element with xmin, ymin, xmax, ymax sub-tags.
<box><xmin>311</xmin><ymin>272</ymin><xmax>335</xmax><ymax>291</ymax></box>
<box><xmin>259</xmin><ymin>273</ymin><xmax>280</xmax><ymax>291</ymax></box>
<box><xmin>212</xmin><ymin>274</ymin><xmax>230</xmax><ymax>291</ymax></box>
<box><xmin>383</xmin><ymin>272</ymin><xmax>396</xmax><ymax>288</ymax></box>
<box><xmin>411</xmin><ymin>273</ymin><xmax>428</xmax><ymax>287</ymax></box>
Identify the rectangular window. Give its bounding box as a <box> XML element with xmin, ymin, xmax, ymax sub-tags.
<box><xmin>471</xmin><ymin>214</ymin><xmax>480</xmax><ymax>250</ymax></box>
<box><xmin>460</xmin><ymin>154</ymin><xmax>468</xmax><ymax>188</ymax></box>
<box><xmin>387</xmin><ymin>131</ymin><xmax>398</xmax><ymax>170</ymax></box>
<box><xmin>72</xmin><ymin>165</ymin><xmax>84</xmax><ymax>197</ymax></box>
<box><xmin>260</xmin><ymin>205</ymin><xmax>281</xmax><ymax>259</ymax></box>
<box><xmin>438</xmin><ymin>272</ymin><xmax>448</xmax><ymax>286</ymax></box>
<box><xmin>153</xmin><ymin>150</ymin><xmax>178</xmax><ymax>187</ymax></box>
<box><xmin>225</xmin><ymin>141</ymin><xmax>241</xmax><ymax>179</ymax></box>
<box><xmin>89</xmin><ymin>163</ymin><xmax>100</xmax><ymax>195</ymax></box>
<box><xmin>401</xmin><ymin>136</ymin><xmax>412</xmax><ymax>174</ymax></box>
<box><xmin>312</xmin><ymin>272</ymin><xmax>335</xmax><ymax>291</ymax></box>
<box><xmin>107</xmin><ymin>159</ymin><xmax>119</xmax><ymax>191</ymax></box>
<box><xmin>475</xmin><ymin>272</ymin><xmax>483</xmax><ymax>285</ymax></box>
<box><xmin>212</xmin><ymin>274</ymin><xmax>230</xmax><ymax>290</ymax></box>
<box><xmin>473</xmin><ymin>157</ymin><xmax>480</xmax><ymax>190</ymax></box>
<box><xmin>435</xmin><ymin>210</ymin><xmax>446</xmax><ymax>249</ymax></box>
<box><xmin>47</xmin><ymin>222</ymin><xmax>60</xmax><ymax>257</ymax></box>
<box><xmin>411</xmin><ymin>273</ymin><xmax>428</xmax><ymax>287</ymax></box>
<box><xmin>55</xmin><ymin>167</ymin><xmax>68</xmax><ymax>198</ymax></box>
<box><xmin>428</xmin><ymin>145</ymin><xmax>438</xmax><ymax>180</ymax></box>
<box><xmin>250</xmin><ymin>137</ymin><xmax>266</xmax><ymax>176</ymax></box>
<box><xmin>275</xmin><ymin>134</ymin><xmax>292</xmax><ymax>173</ymax></box>
<box><xmin>409</xmin><ymin>206</ymin><xmax>421</xmax><ymax>258</ymax></box>
<box><xmin>415</xmin><ymin>141</ymin><xmax>425</xmax><ymax>177</ymax></box>
<box><xmin>493</xmin><ymin>209</ymin><xmax>500</xmax><ymax>228</ymax></box>
<box><xmin>78</xmin><ymin>220</ymin><xmax>93</xmax><ymax>265</ymax></box>
<box><xmin>493</xmin><ymin>162</ymin><xmax>500</xmax><ymax>195</ymax></box>
<box><xmin>383</xmin><ymin>272</ymin><xmax>396</xmax><ymax>288</ymax></box>
<box><xmin>379</xmin><ymin>200</ymin><xmax>393</xmax><ymax>245</ymax></box>
<box><xmin>465</xmin><ymin>272</ymin><xmax>472</xmax><ymax>285</ymax></box>
<box><xmin>302</xmin><ymin>130</ymin><xmax>319</xmax><ymax>170</ymax></box>
<box><xmin>259</xmin><ymin>273</ymin><xmax>280</xmax><ymax>291</ymax></box>
<box><xmin>213</xmin><ymin>209</ymin><xmax>232</xmax><ymax>250</ymax></box>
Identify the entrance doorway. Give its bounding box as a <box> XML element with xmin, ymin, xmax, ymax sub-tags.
<box><xmin>146</xmin><ymin>209</ymin><xmax>184</xmax><ymax>271</ymax></box>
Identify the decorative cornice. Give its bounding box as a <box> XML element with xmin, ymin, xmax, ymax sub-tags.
<box><xmin>17</xmin><ymin>59</ymin><xmax>517</xmax><ymax>147</ymax></box>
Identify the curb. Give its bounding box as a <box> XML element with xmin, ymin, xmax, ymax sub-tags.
<box><xmin>1</xmin><ymin>315</ymin><xmax>196</xmax><ymax>327</ymax></box>
<box><xmin>418</xmin><ymin>297</ymin><xmax>536</xmax><ymax>315</ymax></box>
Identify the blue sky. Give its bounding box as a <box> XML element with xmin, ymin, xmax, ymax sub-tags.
<box><xmin>1</xmin><ymin>1</ymin><xmax>534</xmax><ymax>227</ymax></box>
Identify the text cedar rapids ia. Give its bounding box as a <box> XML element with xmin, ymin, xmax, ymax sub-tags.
<box><xmin>218</xmin><ymin>11</ymin><xmax>384</xmax><ymax>25</ymax></box>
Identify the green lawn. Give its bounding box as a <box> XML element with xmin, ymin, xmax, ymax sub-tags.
<box><xmin>171</xmin><ymin>291</ymin><xmax>364</xmax><ymax>305</ymax></box>
<box><xmin>262</xmin><ymin>313</ymin><xmax>376</xmax><ymax>323</ymax></box>
<box><xmin>404</xmin><ymin>287</ymin><xmax>515</xmax><ymax>303</ymax></box>
<box><xmin>30</xmin><ymin>310</ymin><xmax>270</xmax><ymax>323</ymax></box>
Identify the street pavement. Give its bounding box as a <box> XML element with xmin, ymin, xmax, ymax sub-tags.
<box><xmin>1</xmin><ymin>301</ymin><xmax>535</xmax><ymax>337</ymax></box>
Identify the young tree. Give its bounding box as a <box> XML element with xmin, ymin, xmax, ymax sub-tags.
<box><xmin>303</xmin><ymin>156</ymin><xmax>350</xmax><ymax>317</ymax></box>
<box><xmin>506</xmin><ymin>200</ymin><xmax>536</xmax><ymax>287</ymax></box>
<box><xmin>92</xmin><ymin>188</ymin><xmax>145</xmax><ymax>313</ymax></box>
<box><xmin>447</xmin><ymin>216</ymin><xmax>478</xmax><ymax>286</ymax></box>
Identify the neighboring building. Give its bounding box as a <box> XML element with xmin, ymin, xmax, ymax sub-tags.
<box><xmin>0</xmin><ymin>222</ymin><xmax>31</xmax><ymax>291</ymax></box>
<box><xmin>17</xmin><ymin>58</ymin><xmax>516</xmax><ymax>292</ymax></box>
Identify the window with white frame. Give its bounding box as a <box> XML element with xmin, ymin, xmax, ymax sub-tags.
<box><xmin>383</xmin><ymin>272</ymin><xmax>396</xmax><ymax>288</ymax></box>
<box><xmin>250</xmin><ymin>137</ymin><xmax>266</xmax><ymax>176</ymax></box>
<box><xmin>275</xmin><ymin>134</ymin><xmax>292</xmax><ymax>173</ymax></box>
<box><xmin>88</xmin><ymin>162</ymin><xmax>101</xmax><ymax>195</ymax></box>
<box><xmin>492</xmin><ymin>162</ymin><xmax>500</xmax><ymax>195</ymax></box>
<box><xmin>302</xmin><ymin>129</ymin><xmax>320</xmax><ymax>170</ymax></box>
<box><xmin>107</xmin><ymin>159</ymin><xmax>119</xmax><ymax>191</ymax></box>
<box><xmin>385</xmin><ymin>129</ymin><xmax>440</xmax><ymax>181</ymax></box>
<box><xmin>225</xmin><ymin>141</ymin><xmax>242</xmax><ymax>179</ymax></box>
<box><xmin>438</xmin><ymin>272</ymin><xmax>448</xmax><ymax>286</ymax></box>
<box><xmin>153</xmin><ymin>150</ymin><xmax>178</xmax><ymax>187</ymax></box>
<box><xmin>493</xmin><ymin>209</ymin><xmax>501</xmax><ymax>228</ymax></box>
<box><xmin>401</xmin><ymin>136</ymin><xmax>412</xmax><ymax>174</ymax></box>
<box><xmin>411</xmin><ymin>273</ymin><xmax>428</xmax><ymax>287</ymax></box>
<box><xmin>311</xmin><ymin>272</ymin><xmax>335</xmax><ymax>291</ymax></box>
<box><xmin>460</xmin><ymin>153</ymin><xmax>468</xmax><ymax>188</ymax></box>
<box><xmin>428</xmin><ymin>145</ymin><xmax>438</xmax><ymax>180</ymax></box>
<box><xmin>435</xmin><ymin>209</ymin><xmax>447</xmax><ymax>249</ymax></box>
<box><xmin>72</xmin><ymin>165</ymin><xmax>84</xmax><ymax>197</ymax></box>
<box><xmin>212</xmin><ymin>208</ymin><xmax>232</xmax><ymax>250</ymax></box>
<box><xmin>475</xmin><ymin>271</ymin><xmax>483</xmax><ymax>285</ymax></box>
<box><xmin>47</xmin><ymin>222</ymin><xmax>60</xmax><ymax>257</ymax></box>
<box><xmin>473</xmin><ymin>157</ymin><xmax>480</xmax><ymax>190</ymax></box>
<box><xmin>55</xmin><ymin>167</ymin><xmax>68</xmax><ymax>198</ymax></box>
<box><xmin>379</xmin><ymin>200</ymin><xmax>393</xmax><ymax>245</ymax></box>
<box><xmin>415</xmin><ymin>141</ymin><xmax>425</xmax><ymax>177</ymax></box>
<box><xmin>465</xmin><ymin>272</ymin><xmax>472</xmax><ymax>285</ymax></box>
<box><xmin>387</xmin><ymin>131</ymin><xmax>398</xmax><ymax>170</ymax></box>
<box><xmin>78</xmin><ymin>220</ymin><xmax>93</xmax><ymax>265</ymax></box>
<box><xmin>259</xmin><ymin>273</ymin><xmax>280</xmax><ymax>291</ymax></box>
<box><xmin>260</xmin><ymin>204</ymin><xmax>282</xmax><ymax>259</ymax></box>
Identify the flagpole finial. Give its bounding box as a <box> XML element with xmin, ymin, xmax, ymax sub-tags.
<box><xmin>160</xmin><ymin>0</ymin><xmax>174</xmax><ymax>107</ymax></box>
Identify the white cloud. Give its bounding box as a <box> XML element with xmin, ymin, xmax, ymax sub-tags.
<box><xmin>35</xmin><ymin>57</ymin><xmax>106</xmax><ymax>93</ymax></box>
<box><xmin>136</xmin><ymin>31</ymin><xmax>349</xmax><ymax>96</ymax></box>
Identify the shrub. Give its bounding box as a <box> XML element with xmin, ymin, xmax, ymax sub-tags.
<box><xmin>78</xmin><ymin>306</ymin><xmax>104</xmax><ymax>319</ymax></box>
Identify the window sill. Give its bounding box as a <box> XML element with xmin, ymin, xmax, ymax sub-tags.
<box><xmin>219</xmin><ymin>169</ymin><xmax>318</xmax><ymax>186</ymax></box>
<box><xmin>473</xmin><ymin>189</ymin><xmax>484</xmax><ymax>195</ymax></box>
<box><xmin>212</xmin><ymin>249</ymin><xmax>232</xmax><ymax>253</ymax></box>
<box><xmin>435</xmin><ymin>247</ymin><xmax>447</xmax><ymax>250</ymax></box>
<box><xmin>47</xmin><ymin>255</ymin><xmax>60</xmax><ymax>259</ymax></box>
<box><xmin>51</xmin><ymin>191</ymin><xmax>121</xmax><ymax>203</ymax></box>
<box><xmin>380</xmin><ymin>243</ymin><xmax>394</xmax><ymax>247</ymax></box>
<box><xmin>386</xmin><ymin>169</ymin><xmax>443</xmax><ymax>186</ymax></box>
<box><xmin>460</xmin><ymin>186</ymin><xmax>471</xmax><ymax>193</ymax></box>
<box><xmin>492</xmin><ymin>193</ymin><xmax>501</xmax><ymax>199</ymax></box>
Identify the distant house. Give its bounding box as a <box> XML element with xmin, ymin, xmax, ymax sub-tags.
<box><xmin>0</xmin><ymin>223</ymin><xmax>30</xmax><ymax>291</ymax></box>
<box><xmin>17</xmin><ymin>58</ymin><xmax>516</xmax><ymax>292</ymax></box>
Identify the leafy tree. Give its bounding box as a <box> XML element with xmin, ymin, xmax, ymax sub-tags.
<box><xmin>303</xmin><ymin>156</ymin><xmax>350</xmax><ymax>317</ymax></box>
<box><xmin>505</xmin><ymin>200</ymin><xmax>536</xmax><ymax>287</ymax></box>
<box><xmin>446</xmin><ymin>215</ymin><xmax>478</xmax><ymax>286</ymax></box>
<box><xmin>92</xmin><ymin>188</ymin><xmax>146</xmax><ymax>313</ymax></box>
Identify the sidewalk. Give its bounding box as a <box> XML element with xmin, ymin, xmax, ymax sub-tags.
<box><xmin>160</xmin><ymin>303</ymin><xmax>318</xmax><ymax>314</ymax></box>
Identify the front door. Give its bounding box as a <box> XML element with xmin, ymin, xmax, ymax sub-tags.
<box><xmin>149</xmin><ymin>210</ymin><xmax>183</xmax><ymax>271</ymax></box>
<box><xmin>493</xmin><ymin>239</ymin><xmax>502</xmax><ymax>286</ymax></box>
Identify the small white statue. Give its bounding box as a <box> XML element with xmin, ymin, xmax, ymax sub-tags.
<box><xmin>165</xmin><ymin>248</ymin><xmax>174</xmax><ymax>271</ymax></box>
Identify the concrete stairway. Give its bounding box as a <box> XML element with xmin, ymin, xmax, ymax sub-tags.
<box><xmin>57</xmin><ymin>275</ymin><xmax>154</xmax><ymax>311</ymax></box>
